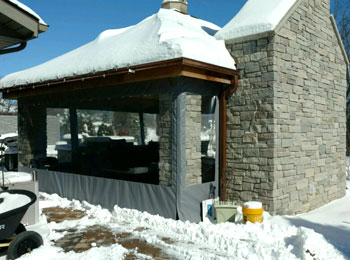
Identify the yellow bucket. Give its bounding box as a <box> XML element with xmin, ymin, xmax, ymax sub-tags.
<box><xmin>242</xmin><ymin>202</ymin><xmax>263</xmax><ymax>224</ymax></box>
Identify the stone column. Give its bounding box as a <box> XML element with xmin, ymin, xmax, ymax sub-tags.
<box><xmin>17</xmin><ymin>100</ymin><xmax>47</xmax><ymax>167</ymax></box>
<box><xmin>185</xmin><ymin>94</ymin><xmax>202</xmax><ymax>186</ymax></box>
<box><xmin>158</xmin><ymin>93</ymin><xmax>172</xmax><ymax>186</ymax></box>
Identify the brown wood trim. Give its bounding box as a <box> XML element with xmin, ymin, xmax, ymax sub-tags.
<box><xmin>181</xmin><ymin>66</ymin><xmax>232</xmax><ymax>85</ymax></box>
<box><xmin>3</xmin><ymin>63</ymin><xmax>183</xmax><ymax>99</ymax></box>
<box><xmin>2</xmin><ymin>58</ymin><xmax>238</xmax><ymax>99</ymax></box>
<box><xmin>182</xmin><ymin>58</ymin><xmax>237</xmax><ymax>76</ymax></box>
<box><xmin>219</xmin><ymin>73</ymin><xmax>239</xmax><ymax>201</ymax></box>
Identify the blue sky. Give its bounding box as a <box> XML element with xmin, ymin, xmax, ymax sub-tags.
<box><xmin>0</xmin><ymin>0</ymin><xmax>248</xmax><ymax>78</ymax></box>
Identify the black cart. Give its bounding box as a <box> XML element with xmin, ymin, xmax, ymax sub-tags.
<box><xmin>0</xmin><ymin>190</ymin><xmax>43</xmax><ymax>260</ymax></box>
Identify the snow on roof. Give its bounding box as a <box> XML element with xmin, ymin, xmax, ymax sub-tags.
<box><xmin>0</xmin><ymin>9</ymin><xmax>235</xmax><ymax>89</ymax></box>
<box><xmin>8</xmin><ymin>0</ymin><xmax>47</xmax><ymax>25</ymax></box>
<box><xmin>215</xmin><ymin>0</ymin><xmax>297</xmax><ymax>41</ymax></box>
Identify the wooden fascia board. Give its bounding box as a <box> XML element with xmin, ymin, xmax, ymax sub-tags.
<box><xmin>39</xmin><ymin>23</ymin><xmax>48</xmax><ymax>33</ymax></box>
<box><xmin>181</xmin><ymin>66</ymin><xmax>232</xmax><ymax>84</ymax></box>
<box><xmin>0</xmin><ymin>0</ymin><xmax>39</xmax><ymax>37</ymax></box>
<box><xmin>2</xmin><ymin>58</ymin><xmax>237</xmax><ymax>99</ymax></box>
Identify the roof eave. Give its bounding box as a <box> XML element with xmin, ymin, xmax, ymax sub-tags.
<box><xmin>39</xmin><ymin>23</ymin><xmax>49</xmax><ymax>33</ymax></box>
<box><xmin>1</xmin><ymin>0</ymin><xmax>47</xmax><ymax>38</ymax></box>
<box><xmin>1</xmin><ymin>58</ymin><xmax>238</xmax><ymax>100</ymax></box>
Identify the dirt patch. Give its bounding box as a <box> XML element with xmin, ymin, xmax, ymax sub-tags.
<box><xmin>54</xmin><ymin>230</ymin><xmax>84</xmax><ymax>252</ymax></box>
<box><xmin>124</xmin><ymin>252</ymin><xmax>138</xmax><ymax>260</ymax></box>
<box><xmin>116</xmin><ymin>232</ymin><xmax>132</xmax><ymax>239</ymax></box>
<box><xmin>55</xmin><ymin>227</ymin><xmax>175</xmax><ymax>259</ymax></box>
<box><xmin>55</xmin><ymin>225</ymin><xmax>117</xmax><ymax>253</ymax></box>
<box><xmin>133</xmin><ymin>227</ymin><xmax>149</xmax><ymax>232</ymax></box>
<box><xmin>43</xmin><ymin>207</ymin><xmax>86</xmax><ymax>223</ymax></box>
<box><xmin>118</xmin><ymin>238</ymin><xmax>173</xmax><ymax>260</ymax></box>
<box><xmin>161</xmin><ymin>237</ymin><xmax>175</xmax><ymax>245</ymax></box>
<box><xmin>47</xmin><ymin>208</ymin><xmax>177</xmax><ymax>259</ymax></box>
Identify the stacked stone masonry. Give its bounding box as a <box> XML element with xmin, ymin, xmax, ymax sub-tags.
<box><xmin>18</xmin><ymin>100</ymin><xmax>47</xmax><ymax>167</ymax></box>
<box><xmin>185</xmin><ymin>94</ymin><xmax>202</xmax><ymax>186</ymax></box>
<box><xmin>225</xmin><ymin>0</ymin><xmax>347</xmax><ymax>214</ymax></box>
<box><xmin>158</xmin><ymin>93</ymin><xmax>173</xmax><ymax>186</ymax></box>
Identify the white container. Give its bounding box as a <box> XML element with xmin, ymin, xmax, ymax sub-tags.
<box><xmin>214</xmin><ymin>201</ymin><xmax>239</xmax><ymax>223</ymax></box>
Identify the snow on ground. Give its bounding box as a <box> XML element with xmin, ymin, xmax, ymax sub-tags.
<box><xmin>11</xmin><ymin>191</ymin><xmax>349</xmax><ymax>260</ymax></box>
<box><xmin>215</xmin><ymin>0</ymin><xmax>297</xmax><ymax>40</ymax></box>
<box><xmin>0</xmin><ymin>9</ymin><xmax>235</xmax><ymax>89</ymax></box>
<box><xmin>267</xmin><ymin>190</ymin><xmax>350</xmax><ymax>258</ymax></box>
<box><xmin>0</xmin><ymin>171</ymin><xmax>32</xmax><ymax>185</ymax></box>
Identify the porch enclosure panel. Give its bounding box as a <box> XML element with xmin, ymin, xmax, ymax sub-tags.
<box><xmin>17</xmin><ymin>77</ymin><xmax>221</xmax><ymax>222</ymax></box>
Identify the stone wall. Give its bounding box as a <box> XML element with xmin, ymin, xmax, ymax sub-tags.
<box><xmin>185</xmin><ymin>94</ymin><xmax>202</xmax><ymax>186</ymax></box>
<box><xmin>18</xmin><ymin>100</ymin><xmax>47</xmax><ymax>167</ymax></box>
<box><xmin>226</xmin><ymin>36</ymin><xmax>276</xmax><ymax>211</ymax></box>
<box><xmin>272</xmin><ymin>0</ymin><xmax>346</xmax><ymax>214</ymax></box>
<box><xmin>225</xmin><ymin>0</ymin><xmax>347</xmax><ymax>214</ymax></box>
<box><xmin>158</xmin><ymin>93</ymin><xmax>172</xmax><ymax>186</ymax></box>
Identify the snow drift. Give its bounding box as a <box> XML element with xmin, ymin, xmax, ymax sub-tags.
<box><xmin>20</xmin><ymin>192</ymin><xmax>347</xmax><ymax>260</ymax></box>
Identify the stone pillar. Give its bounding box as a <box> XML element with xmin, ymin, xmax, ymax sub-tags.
<box><xmin>224</xmin><ymin>0</ymin><xmax>347</xmax><ymax>215</ymax></box>
<box><xmin>225</xmin><ymin>37</ymin><xmax>276</xmax><ymax>211</ymax></box>
<box><xmin>18</xmin><ymin>100</ymin><xmax>47</xmax><ymax>167</ymax></box>
<box><xmin>158</xmin><ymin>93</ymin><xmax>172</xmax><ymax>186</ymax></box>
<box><xmin>185</xmin><ymin>94</ymin><xmax>202</xmax><ymax>186</ymax></box>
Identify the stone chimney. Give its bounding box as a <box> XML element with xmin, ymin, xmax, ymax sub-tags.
<box><xmin>161</xmin><ymin>0</ymin><xmax>188</xmax><ymax>14</ymax></box>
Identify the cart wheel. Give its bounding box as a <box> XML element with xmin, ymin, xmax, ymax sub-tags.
<box><xmin>6</xmin><ymin>231</ymin><xmax>43</xmax><ymax>260</ymax></box>
<box><xmin>15</xmin><ymin>224</ymin><xmax>26</xmax><ymax>235</ymax></box>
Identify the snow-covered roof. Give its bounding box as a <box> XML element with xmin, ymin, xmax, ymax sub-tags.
<box><xmin>0</xmin><ymin>9</ymin><xmax>235</xmax><ymax>89</ymax></box>
<box><xmin>8</xmin><ymin>0</ymin><xmax>47</xmax><ymax>25</ymax></box>
<box><xmin>215</xmin><ymin>0</ymin><xmax>297</xmax><ymax>41</ymax></box>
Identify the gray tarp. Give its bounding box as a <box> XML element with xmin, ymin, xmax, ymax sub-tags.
<box><xmin>32</xmin><ymin>168</ymin><xmax>177</xmax><ymax>218</ymax></box>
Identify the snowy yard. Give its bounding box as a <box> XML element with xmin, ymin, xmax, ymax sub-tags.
<box><xmin>4</xmin><ymin>183</ymin><xmax>349</xmax><ymax>260</ymax></box>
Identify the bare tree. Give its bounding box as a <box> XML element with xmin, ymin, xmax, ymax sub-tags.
<box><xmin>333</xmin><ymin>0</ymin><xmax>350</xmax><ymax>155</ymax></box>
<box><xmin>0</xmin><ymin>94</ymin><xmax>17</xmax><ymax>114</ymax></box>
<box><xmin>0</xmin><ymin>74</ymin><xmax>17</xmax><ymax>114</ymax></box>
